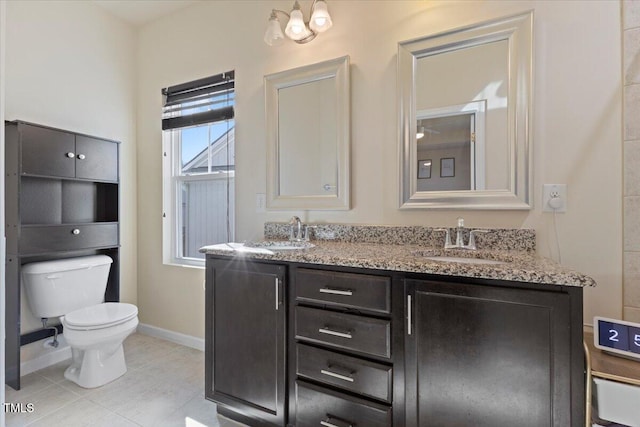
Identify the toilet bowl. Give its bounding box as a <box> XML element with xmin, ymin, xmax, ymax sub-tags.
<box><xmin>62</xmin><ymin>302</ymin><xmax>138</xmax><ymax>388</ymax></box>
<box><xmin>22</xmin><ymin>255</ymin><xmax>139</xmax><ymax>388</ymax></box>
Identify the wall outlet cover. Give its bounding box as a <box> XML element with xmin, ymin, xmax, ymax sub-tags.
<box><xmin>542</xmin><ymin>184</ymin><xmax>567</xmax><ymax>213</ymax></box>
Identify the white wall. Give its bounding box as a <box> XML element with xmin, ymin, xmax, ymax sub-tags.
<box><xmin>136</xmin><ymin>0</ymin><xmax>622</xmax><ymax>337</ymax></box>
<box><xmin>5</xmin><ymin>1</ymin><xmax>137</xmax><ymax>336</ymax></box>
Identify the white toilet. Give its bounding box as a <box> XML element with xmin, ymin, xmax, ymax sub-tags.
<box><xmin>22</xmin><ymin>255</ymin><xmax>138</xmax><ymax>388</ymax></box>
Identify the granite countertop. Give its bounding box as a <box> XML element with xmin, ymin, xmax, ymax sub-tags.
<box><xmin>200</xmin><ymin>240</ymin><xmax>596</xmax><ymax>288</ymax></box>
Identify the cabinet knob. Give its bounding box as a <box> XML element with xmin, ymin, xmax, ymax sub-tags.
<box><xmin>71</xmin><ymin>228</ymin><xmax>81</xmax><ymax>235</ymax></box>
<box><xmin>66</xmin><ymin>152</ymin><xmax>75</xmax><ymax>158</ymax></box>
<box><xmin>77</xmin><ymin>154</ymin><xmax>86</xmax><ymax>160</ymax></box>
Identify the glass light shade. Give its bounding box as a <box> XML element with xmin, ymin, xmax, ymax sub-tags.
<box><xmin>285</xmin><ymin>7</ymin><xmax>309</xmax><ymax>41</ymax></box>
<box><xmin>264</xmin><ymin>15</ymin><xmax>285</xmax><ymax>46</ymax></box>
<box><xmin>309</xmin><ymin>0</ymin><xmax>332</xmax><ymax>33</ymax></box>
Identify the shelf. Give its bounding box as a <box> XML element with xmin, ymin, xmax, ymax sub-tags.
<box><xmin>21</xmin><ymin>177</ymin><xmax>118</xmax><ymax>225</ymax></box>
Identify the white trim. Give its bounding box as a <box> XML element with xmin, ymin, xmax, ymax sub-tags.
<box><xmin>137</xmin><ymin>323</ymin><xmax>204</xmax><ymax>352</ymax></box>
<box><xmin>20</xmin><ymin>345</ymin><xmax>72</xmax><ymax>377</ymax></box>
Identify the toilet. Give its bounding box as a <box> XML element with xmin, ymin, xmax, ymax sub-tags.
<box><xmin>22</xmin><ymin>255</ymin><xmax>138</xmax><ymax>388</ymax></box>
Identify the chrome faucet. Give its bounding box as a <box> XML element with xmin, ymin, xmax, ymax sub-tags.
<box><xmin>435</xmin><ymin>217</ymin><xmax>489</xmax><ymax>250</ymax></box>
<box><xmin>289</xmin><ymin>216</ymin><xmax>303</xmax><ymax>241</ymax></box>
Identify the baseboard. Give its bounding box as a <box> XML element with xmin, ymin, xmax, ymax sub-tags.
<box><xmin>21</xmin><ymin>340</ymin><xmax>72</xmax><ymax>377</ymax></box>
<box><xmin>136</xmin><ymin>323</ymin><xmax>204</xmax><ymax>352</ymax></box>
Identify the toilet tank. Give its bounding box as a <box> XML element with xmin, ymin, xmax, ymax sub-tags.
<box><xmin>22</xmin><ymin>255</ymin><xmax>113</xmax><ymax>319</ymax></box>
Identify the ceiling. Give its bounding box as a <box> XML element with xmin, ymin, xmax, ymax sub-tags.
<box><xmin>93</xmin><ymin>0</ymin><xmax>198</xmax><ymax>26</ymax></box>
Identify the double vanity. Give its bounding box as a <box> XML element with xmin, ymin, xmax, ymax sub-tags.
<box><xmin>201</xmin><ymin>223</ymin><xmax>594</xmax><ymax>427</ymax></box>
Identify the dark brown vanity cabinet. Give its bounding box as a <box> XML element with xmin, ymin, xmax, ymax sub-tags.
<box><xmin>203</xmin><ymin>257</ymin><xmax>585</xmax><ymax>427</ymax></box>
<box><xmin>4</xmin><ymin>121</ymin><xmax>120</xmax><ymax>390</ymax></box>
<box><xmin>291</xmin><ymin>267</ymin><xmax>395</xmax><ymax>427</ymax></box>
<box><xmin>205</xmin><ymin>258</ymin><xmax>287</xmax><ymax>427</ymax></box>
<box><xmin>404</xmin><ymin>278</ymin><xmax>585</xmax><ymax>427</ymax></box>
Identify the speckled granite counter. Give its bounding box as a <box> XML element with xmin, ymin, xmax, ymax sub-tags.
<box><xmin>200</xmin><ymin>240</ymin><xmax>595</xmax><ymax>288</ymax></box>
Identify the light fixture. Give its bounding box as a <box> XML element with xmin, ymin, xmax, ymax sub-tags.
<box><xmin>264</xmin><ymin>0</ymin><xmax>333</xmax><ymax>46</ymax></box>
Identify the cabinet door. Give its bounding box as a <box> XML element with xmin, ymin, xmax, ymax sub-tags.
<box><xmin>206</xmin><ymin>259</ymin><xmax>286</xmax><ymax>426</ymax></box>
<box><xmin>20</xmin><ymin>124</ymin><xmax>75</xmax><ymax>178</ymax></box>
<box><xmin>75</xmin><ymin>136</ymin><xmax>118</xmax><ymax>182</ymax></box>
<box><xmin>405</xmin><ymin>279</ymin><xmax>577</xmax><ymax>427</ymax></box>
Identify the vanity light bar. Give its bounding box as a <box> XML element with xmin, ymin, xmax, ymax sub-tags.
<box><xmin>264</xmin><ymin>0</ymin><xmax>333</xmax><ymax>46</ymax></box>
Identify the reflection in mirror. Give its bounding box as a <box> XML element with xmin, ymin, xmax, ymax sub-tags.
<box><xmin>416</xmin><ymin>102</ymin><xmax>486</xmax><ymax>192</ymax></box>
<box><xmin>399</xmin><ymin>12</ymin><xmax>532</xmax><ymax>209</ymax></box>
<box><xmin>265</xmin><ymin>56</ymin><xmax>350</xmax><ymax>210</ymax></box>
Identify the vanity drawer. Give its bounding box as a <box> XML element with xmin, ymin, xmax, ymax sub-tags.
<box><xmin>295</xmin><ymin>380</ymin><xmax>392</xmax><ymax>427</ymax></box>
<box><xmin>296</xmin><ymin>344</ymin><xmax>392</xmax><ymax>402</ymax></box>
<box><xmin>295</xmin><ymin>306</ymin><xmax>391</xmax><ymax>359</ymax></box>
<box><xmin>19</xmin><ymin>223</ymin><xmax>118</xmax><ymax>254</ymax></box>
<box><xmin>295</xmin><ymin>268</ymin><xmax>391</xmax><ymax>314</ymax></box>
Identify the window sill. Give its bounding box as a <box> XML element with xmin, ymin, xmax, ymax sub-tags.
<box><xmin>163</xmin><ymin>261</ymin><xmax>205</xmax><ymax>270</ymax></box>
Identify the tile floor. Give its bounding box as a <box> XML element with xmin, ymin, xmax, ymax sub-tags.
<box><xmin>4</xmin><ymin>333</ymin><xmax>249</xmax><ymax>427</ymax></box>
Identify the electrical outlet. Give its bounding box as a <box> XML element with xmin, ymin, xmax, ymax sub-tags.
<box><xmin>543</xmin><ymin>184</ymin><xmax>567</xmax><ymax>213</ymax></box>
<box><xmin>256</xmin><ymin>193</ymin><xmax>266</xmax><ymax>213</ymax></box>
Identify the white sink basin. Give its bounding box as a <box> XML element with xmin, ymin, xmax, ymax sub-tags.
<box><xmin>200</xmin><ymin>241</ymin><xmax>314</xmax><ymax>254</ymax></box>
<box><xmin>423</xmin><ymin>256</ymin><xmax>507</xmax><ymax>265</ymax></box>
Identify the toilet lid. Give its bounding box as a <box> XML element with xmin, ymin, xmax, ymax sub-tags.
<box><xmin>64</xmin><ymin>303</ymin><xmax>138</xmax><ymax>330</ymax></box>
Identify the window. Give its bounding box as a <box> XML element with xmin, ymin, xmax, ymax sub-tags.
<box><xmin>162</xmin><ymin>71</ymin><xmax>235</xmax><ymax>266</ymax></box>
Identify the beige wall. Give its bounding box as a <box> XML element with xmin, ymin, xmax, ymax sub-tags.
<box><xmin>5</xmin><ymin>1</ymin><xmax>138</xmax><ymax>333</ymax></box>
<box><xmin>623</xmin><ymin>0</ymin><xmax>640</xmax><ymax>323</ymax></box>
<box><xmin>137</xmin><ymin>0</ymin><xmax>623</xmax><ymax>337</ymax></box>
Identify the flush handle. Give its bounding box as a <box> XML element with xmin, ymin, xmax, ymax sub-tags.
<box><xmin>71</xmin><ymin>228</ymin><xmax>81</xmax><ymax>235</ymax></box>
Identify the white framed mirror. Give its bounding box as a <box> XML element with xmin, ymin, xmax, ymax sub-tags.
<box><xmin>265</xmin><ymin>56</ymin><xmax>350</xmax><ymax>210</ymax></box>
<box><xmin>399</xmin><ymin>12</ymin><xmax>533</xmax><ymax>209</ymax></box>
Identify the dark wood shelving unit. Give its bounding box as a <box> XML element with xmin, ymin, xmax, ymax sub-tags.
<box><xmin>4</xmin><ymin>120</ymin><xmax>120</xmax><ymax>390</ymax></box>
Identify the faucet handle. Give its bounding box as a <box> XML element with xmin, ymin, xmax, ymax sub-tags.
<box><xmin>433</xmin><ymin>228</ymin><xmax>453</xmax><ymax>249</ymax></box>
<box><xmin>466</xmin><ymin>229</ymin><xmax>489</xmax><ymax>250</ymax></box>
<box><xmin>457</xmin><ymin>217</ymin><xmax>465</xmax><ymax>228</ymax></box>
<box><xmin>302</xmin><ymin>225</ymin><xmax>317</xmax><ymax>241</ymax></box>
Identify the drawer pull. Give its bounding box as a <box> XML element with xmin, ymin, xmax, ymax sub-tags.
<box><xmin>319</xmin><ymin>287</ymin><xmax>353</xmax><ymax>296</ymax></box>
<box><xmin>320</xmin><ymin>417</ymin><xmax>353</xmax><ymax>427</ymax></box>
<box><xmin>71</xmin><ymin>228</ymin><xmax>81</xmax><ymax>235</ymax></box>
<box><xmin>319</xmin><ymin>327</ymin><xmax>352</xmax><ymax>339</ymax></box>
<box><xmin>320</xmin><ymin>368</ymin><xmax>354</xmax><ymax>383</ymax></box>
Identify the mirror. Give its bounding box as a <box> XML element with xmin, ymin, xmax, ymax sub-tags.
<box><xmin>265</xmin><ymin>56</ymin><xmax>350</xmax><ymax>210</ymax></box>
<box><xmin>399</xmin><ymin>12</ymin><xmax>532</xmax><ymax>209</ymax></box>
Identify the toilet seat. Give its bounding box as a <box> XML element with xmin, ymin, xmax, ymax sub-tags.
<box><xmin>64</xmin><ymin>303</ymin><xmax>138</xmax><ymax>331</ymax></box>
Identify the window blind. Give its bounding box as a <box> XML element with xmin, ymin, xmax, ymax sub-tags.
<box><xmin>162</xmin><ymin>70</ymin><xmax>235</xmax><ymax>131</ymax></box>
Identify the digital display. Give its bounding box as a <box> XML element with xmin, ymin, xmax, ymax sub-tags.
<box><xmin>595</xmin><ymin>317</ymin><xmax>640</xmax><ymax>359</ymax></box>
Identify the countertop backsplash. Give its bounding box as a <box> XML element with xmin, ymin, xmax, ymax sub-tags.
<box><xmin>264</xmin><ymin>222</ymin><xmax>536</xmax><ymax>253</ymax></box>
